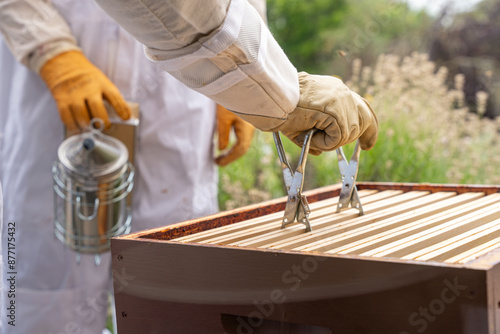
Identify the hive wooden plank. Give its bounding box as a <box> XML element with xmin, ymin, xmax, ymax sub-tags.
<box><xmin>384</xmin><ymin>202</ymin><xmax>500</xmax><ymax>259</ymax></box>
<box><xmin>169</xmin><ymin>186</ymin><xmax>500</xmax><ymax>266</ymax></box>
<box><xmin>362</xmin><ymin>204</ymin><xmax>500</xmax><ymax>260</ymax></box>
<box><xmin>200</xmin><ymin>190</ymin><xmax>403</xmax><ymax>246</ymax></box>
<box><xmin>227</xmin><ymin>191</ymin><xmax>424</xmax><ymax>247</ymax></box>
<box><xmin>126</xmin><ymin>182</ymin><xmax>500</xmax><ymax>243</ymax></box>
<box><xmin>446</xmin><ymin>236</ymin><xmax>500</xmax><ymax>264</ymax></box>
<box><xmin>325</xmin><ymin>192</ymin><xmax>485</xmax><ymax>255</ymax></box>
<box><xmin>134</xmin><ymin>183</ymin><xmax>345</xmax><ymax>242</ymax></box>
<box><xmin>408</xmin><ymin>218</ymin><xmax>500</xmax><ymax>262</ymax></box>
<box><xmin>288</xmin><ymin>192</ymin><xmax>456</xmax><ymax>252</ymax></box>
<box><xmin>213</xmin><ymin>190</ymin><xmax>402</xmax><ymax>247</ymax></box>
<box><xmin>173</xmin><ymin>189</ymin><xmax>379</xmax><ymax>243</ymax></box>
<box><xmin>254</xmin><ymin>191</ymin><xmax>435</xmax><ymax>251</ymax></box>
<box><xmin>363</xmin><ymin>194</ymin><xmax>500</xmax><ymax>258</ymax></box>
<box><xmin>360</xmin><ymin>193</ymin><xmax>500</xmax><ymax>258</ymax></box>
<box><xmin>174</xmin><ymin>211</ymin><xmax>281</xmax><ymax>242</ymax></box>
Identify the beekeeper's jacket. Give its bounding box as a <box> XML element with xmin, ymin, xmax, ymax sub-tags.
<box><xmin>0</xmin><ymin>0</ymin><xmax>219</xmax><ymax>332</ymax></box>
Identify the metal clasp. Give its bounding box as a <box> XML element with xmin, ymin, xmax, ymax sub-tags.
<box><xmin>273</xmin><ymin>130</ymin><xmax>316</xmax><ymax>232</ymax></box>
<box><xmin>336</xmin><ymin>140</ymin><xmax>364</xmax><ymax>215</ymax></box>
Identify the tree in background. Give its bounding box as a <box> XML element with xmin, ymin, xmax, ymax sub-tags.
<box><xmin>267</xmin><ymin>0</ymin><xmax>433</xmax><ymax>77</ymax></box>
<box><xmin>267</xmin><ymin>0</ymin><xmax>347</xmax><ymax>73</ymax></box>
<box><xmin>267</xmin><ymin>0</ymin><xmax>498</xmax><ymax>116</ymax></box>
<box><xmin>325</xmin><ymin>0</ymin><xmax>432</xmax><ymax>77</ymax></box>
<box><xmin>429</xmin><ymin>0</ymin><xmax>500</xmax><ymax>118</ymax></box>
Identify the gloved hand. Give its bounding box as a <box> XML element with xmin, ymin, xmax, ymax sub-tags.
<box><xmin>215</xmin><ymin>104</ymin><xmax>255</xmax><ymax>166</ymax></box>
<box><xmin>39</xmin><ymin>50</ymin><xmax>131</xmax><ymax>133</ymax></box>
<box><xmin>276</xmin><ymin>72</ymin><xmax>378</xmax><ymax>155</ymax></box>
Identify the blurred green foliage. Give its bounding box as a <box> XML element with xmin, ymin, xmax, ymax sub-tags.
<box><xmin>267</xmin><ymin>0</ymin><xmax>433</xmax><ymax>76</ymax></box>
<box><xmin>267</xmin><ymin>0</ymin><xmax>347</xmax><ymax>73</ymax></box>
<box><xmin>325</xmin><ymin>0</ymin><xmax>433</xmax><ymax>77</ymax></box>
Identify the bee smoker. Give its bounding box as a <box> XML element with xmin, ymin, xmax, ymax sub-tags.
<box><xmin>52</xmin><ymin>119</ymin><xmax>135</xmax><ymax>265</ymax></box>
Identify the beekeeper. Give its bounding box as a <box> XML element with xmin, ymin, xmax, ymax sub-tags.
<box><xmin>0</xmin><ymin>0</ymin><xmax>254</xmax><ymax>333</ymax></box>
<box><xmin>95</xmin><ymin>0</ymin><xmax>379</xmax><ymax>154</ymax></box>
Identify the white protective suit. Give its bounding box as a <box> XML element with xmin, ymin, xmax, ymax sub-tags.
<box><xmin>94</xmin><ymin>0</ymin><xmax>379</xmax><ymax>154</ymax></box>
<box><xmin>97</xmin><ymin>0</ymin><xmax>299</xmax><ymax>132</ymax></box>
<box><xmin>0</xmin><ymin>0</ymin><xmax>220</xmax><ymax>332</ymax></box>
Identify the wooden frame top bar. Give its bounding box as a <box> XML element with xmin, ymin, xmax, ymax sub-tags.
<box><xmin>119</xmin><ymin>182</ymin><xmax>500</xmax><ymax>242</ymax></box>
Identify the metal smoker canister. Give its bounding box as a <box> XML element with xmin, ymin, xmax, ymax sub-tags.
<box><xmin>52</xmin><ymin>125</ymin><xmax>134</xmax><ymax>265</ymax></box>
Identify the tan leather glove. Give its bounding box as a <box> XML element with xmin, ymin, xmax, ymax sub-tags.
<box><xmin>39</xmin><ymin>50</ymin><xmax>131</xmax><ymax>133</ymax></box>
<box><xmin>215</xmin><ymin>105</ymin><xmax>255</xmax><ymax>166</ymax></box>
<box><xmin>275</xmin><ymin>72</ymin><xmax>378</xmax><ymax>155</ymax></box>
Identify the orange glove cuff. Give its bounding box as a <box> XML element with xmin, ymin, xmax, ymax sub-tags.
<box><xmin>216</xmin><ymin>104</ymin><xmax>255</xmax><ymax>166</ymax></box>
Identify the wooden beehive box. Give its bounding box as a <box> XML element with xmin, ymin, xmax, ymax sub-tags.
<box><xmin>111</xmin><ymin>182</ymin><xmax>500</xmax><ymax>334</ymax></box>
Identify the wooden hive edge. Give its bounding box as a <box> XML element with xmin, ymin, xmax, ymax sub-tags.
<box><xmin>115</xmin><ymin>182</ymin><xmax>500</xmax><ymax>243</ymax></box>
<box><xmin>111</xmin><ymin>235</ymin><xmax>487</xmax><ymax>271</ymax></box>
<box><xmin>116</xmin><ymin>183</ymin><xmax>345</xmax><ymax>241</ymax></box>
<box><xmin>356</xmin><ymin>182</ymin><xmax>500</xmax><ymax>195</ymax></box>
